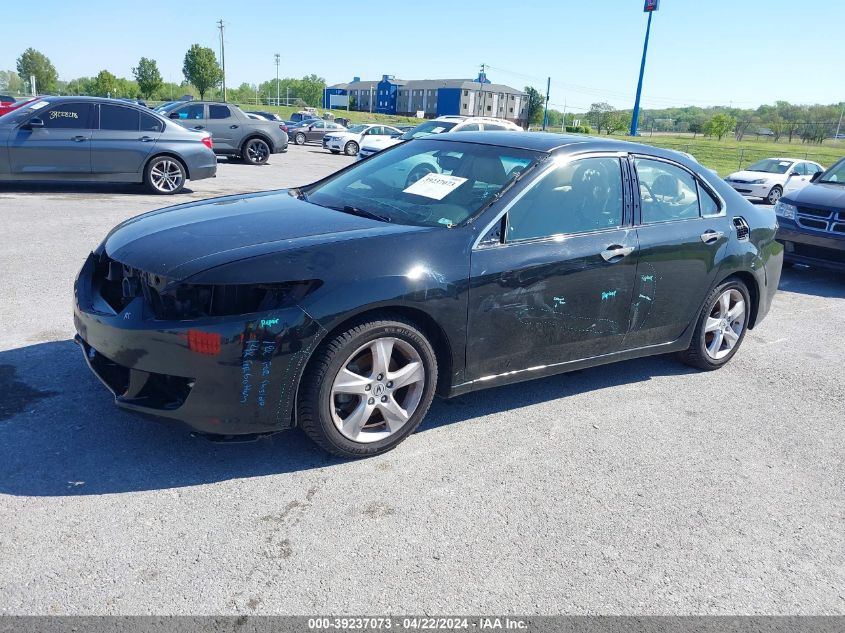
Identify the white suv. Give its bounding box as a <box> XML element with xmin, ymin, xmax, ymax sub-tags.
<box><xmin>356</xmin><ymin>115</ymin><xmax>522</xmax><ymax>160</ymax></box>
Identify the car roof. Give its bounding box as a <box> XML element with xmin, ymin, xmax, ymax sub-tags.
<box><xmin>424</xmin><ymin>131</ymin><xmax>710</xmax><ymax>162</ymax></box>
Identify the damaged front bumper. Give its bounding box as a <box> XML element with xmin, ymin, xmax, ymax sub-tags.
<box><xmin>73</xmin><ymin>253</ymin><xmax>322</xmax><ymax>437</ymax></box>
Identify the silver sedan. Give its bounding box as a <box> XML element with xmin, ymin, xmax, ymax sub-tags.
<box><xmin>0</xmin><ymin>96</ymin><xmax>217</xmax><ymax>194</ymax></box>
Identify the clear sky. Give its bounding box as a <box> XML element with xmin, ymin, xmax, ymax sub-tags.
<box><xmin>2</xmin><ymin>0</ymin><xmax>843</xmax><ymax>111</ymax></box>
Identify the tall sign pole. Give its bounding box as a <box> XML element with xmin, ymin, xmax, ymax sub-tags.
<box><xmin>218</xmin><ymin>19</ymin><xmax>227</xmax><ymax>102</ymax></box>
<box><xmin>274</xmin><ymin>53</ymin><xmax>280</xmax><ymax>107</ymax></box>
<box><xmin>630</xmin><ymin>0</ymin><xmax>659</xmax><ymax>137</ymax></box>
<box><xmin>542</xmin><ymin>77</ymin><xmax>551</xmax><ymax>131</ymax></box>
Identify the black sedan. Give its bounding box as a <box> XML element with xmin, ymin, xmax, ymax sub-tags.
<box><xmin>74</xmin><ymin>133</ymin><xmax>782</xmax><ymax>457</ymax></box>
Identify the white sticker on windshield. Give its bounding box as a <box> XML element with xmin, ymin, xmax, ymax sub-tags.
<box><xmin>431</xmin><ymin>126</ymin><xmax>446</xmax><ymax>133</ymax></box>
<box><xmin>29</xmin><ymin>100</ymin><xmax>49</xmax><ymax>110</ymax></box>
<box><xmin>403</xmin><ymin>173</ymin><xmax>467</xmax><ymax>200</ymax></box>
<box><xmin>779</xmin><ymin>161</ymin><xmax>791</xmax><ymax>166</ymax></box>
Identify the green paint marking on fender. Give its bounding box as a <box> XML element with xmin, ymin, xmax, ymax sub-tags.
<box><xmin>553</xmin><ymin>296</ymin><xmax>566</xmax><ymax>306</ymax></box>
<box><xmin>601</xmin><ymin>290</ymin><xmax>618</xmax><ymax>301</ymax></box>
<box><xmin>639</xmin><ymin>294</ymin><xmax>652</xmax><ymax>301</ymax></box>
<box><xmin>260</xmin><ymin>318</ymin><xmax>280</xmax><ymax>328</ymax></box>
<box><xmin>641</xmin><ymin>275</ymin><xmax>654</xmax><ymax>282</ymax></box>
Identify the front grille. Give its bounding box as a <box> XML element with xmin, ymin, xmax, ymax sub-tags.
<box><xmin>795</xmin><ymin>205</ymin><xmax>845</xmax><ymax>234</ymax></box>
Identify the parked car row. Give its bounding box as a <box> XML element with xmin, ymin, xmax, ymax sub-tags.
<box><xmin>725</xmin><ymin>157</ymin><xmax>824</xmax><ymax>204</ymax></box>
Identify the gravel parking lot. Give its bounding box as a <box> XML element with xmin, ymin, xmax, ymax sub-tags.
<box><xmin>0</xmin><ymin>145</ymin><xmax>842</xmax><ymax>615</ymax></box>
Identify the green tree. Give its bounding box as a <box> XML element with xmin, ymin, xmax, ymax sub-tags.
<box><xmin>524</xmin><ymin>86</ymin><xmax>544</xmax><ymax>126</ymax></box>
<box><xmin>688</xmin><ymin>120</ymin><xmax>704</xmax><ymax>139</ymax></box>
<box><xmin>0</xmin><ymin>70</ymin><xmax>25</xmax><ymax>96</ymax></box>
<box><xmin>605</xmin><ymin>111</ymin><xmax>631</xmax><ymax>135</ymax></box>
<box><xmin>91</xmin><ymin>70</ymin><xmax>118</xmax><ymax>97</ymax></box>
<box><xmin>132</xmin><ymin>57</ymin><xmax>162</xmax><ymax>100</ymax></box>
<box><xmin>587</xmin><ymin>102</ymin><xmax>615</xmax><ymax>134</ymax></box>
<box><xmin>296</xmin><ymin>74</ymin><xmax>326</xmax><ymax>107</ymax></box>
<box><xmin>182</xmin><ymin>44</ymin><xmax>223</xmax><ymax>100</ymax></box>
<box><xmin>16</xmin><ymin>48</ymin><xmax>58</xmax><ymax>94</ymax></box>
<box><xmin>703</xmin><ymin>113</ymin><xmax>736</xmax><ymax>140</ymax></box>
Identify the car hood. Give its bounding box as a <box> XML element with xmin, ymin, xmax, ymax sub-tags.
<box><xmin>102</xmin><ymin>190</ymin><xmax>421</xmax><ymax>280</ymax></box>
<box><xmin>785</xmin><ymin>182</ymin><xmax>845</xmax><ymax>207</ymax></box>
<box><xmin>727</xmin><ymin>170</ymin><xmax>781</xmax><ymax>182</ymax></box>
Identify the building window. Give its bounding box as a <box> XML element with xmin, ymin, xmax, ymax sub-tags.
<box><xmin>510</xmin><ymin>107</ymin><xmax>514</xmax><ymax>113</ymax></box>
<box><xmin>463</xmin><ymin>90</ymin><xmax>468</xmax><ymax>96</ymax></box>
<box><xmin>487</xmin><ymin>105</ymin><xmax>492</xmax><ymax>111</ymax></box>
<box><xmin>462</xmin><ymin>103</ymin><xmax>468</xmax><ymax>110</ymax></box>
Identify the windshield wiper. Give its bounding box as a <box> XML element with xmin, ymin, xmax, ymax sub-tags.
<box><xmin>818</xmin><ymin>179</ymin><xmax>844</xmax><ymax>185</ymax></box>
<box><xmin>331</xmin><ymin>205</ymin><xmax>392</xmax><ymax>223</ymax></box>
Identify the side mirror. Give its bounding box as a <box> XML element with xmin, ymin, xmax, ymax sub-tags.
<box><xmin>27</xmin><ymin>117</ymin><xmax>44</xmax><ymax>129</ymax></box>
<box><xmin>811</xmin><ymin>171</ymin><xmax>822</xmax><ymax>183</ymax></box>
<box><xmin>789</xmin><ymin>170</ymin><xmax>800</xmax><ymax>177</ymax></box>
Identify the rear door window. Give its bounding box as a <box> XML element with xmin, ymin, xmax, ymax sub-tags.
<box><xmin>99</xmin><ymin>104</ymin><xmax>140</xmax><ymax>131</ymax></box>
<box><xmin>634</xmin><ymin>158</ymin><xmax>701</xmax><ymax>224</ymax></box>
<box><xmin>39</xmin><ymin>103</ymin><xmax>94</xmax><ymax>129</ymax></box>
<box><xmin>209</xmin><ymin>105</ymin><xmax>232</xmax><ymax>119</ymax></box>
<box><xmin>140</xmin><ymin>112</ymin><xmax>164</xmax><ymax>133</ymax></box>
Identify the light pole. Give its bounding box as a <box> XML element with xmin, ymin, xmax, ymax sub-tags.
<box><xmin>274</xmin><ymin>53</ymin><xmax>280</xmax><ymax>107</ymax></box>
<box><xmin>630</xmin><ymin>1</ymin><xmax>660</xmax><ymax>136</ymax></box>
<box><xmin>836</xmin><ymin>102</ymin><xmax>844</xmax><ymax>139</ymax></box>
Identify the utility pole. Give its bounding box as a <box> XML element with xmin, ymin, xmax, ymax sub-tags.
<box><xmin>542</xmin><ymin>77</ymin><xmax>551</xmax><ymax>130</ymax></box>
<box><xmin>836</xmin><ymin>102</ymin><xmax>844</xmax><ymax>139</ymax></box>
<box><xmin>630</xmin><ymin>1</ymin><xmax>659</xmax><ymax>136</ymax></box>
<box><xmin>477</xmin><ymin>63</ymin><xmax>487</xmax><ymax>117</ymax></box>
<box><xmin>561</xmin><ymin>97</ymin><xmax>567</xmax><ymax>131</ymax></box>
<box><xmin>274</xmin><ymin>53</ymin><xmax>280</xmax><ymax>107</ymax></box>
<box><xmin>217</xmin><ymin>19</ymin><xmax>227</xmax><ymax>102</ymax></box>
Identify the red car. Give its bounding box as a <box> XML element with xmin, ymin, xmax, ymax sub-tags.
<box><xmin>0</xmin><ymin>96</ymin><xmax>38</xmax><ymax>117</ymax></box>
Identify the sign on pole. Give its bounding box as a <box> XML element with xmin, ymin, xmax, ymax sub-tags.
<box><xmin>644</xmin><ymin>0</ymin><xmax>660</xmax><ymax>11</ymax></box>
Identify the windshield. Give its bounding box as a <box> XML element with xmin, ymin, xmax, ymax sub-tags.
<box><xmin>400</xmin><ymin>120</ymin><xmax>458</xmax><ymax>141</ymax></box>
<box><xmin>303</xmin><ymin>139</ymin><xmax>542</xmax><ymax>228</ymax></box>
<box><xmin>745</xmin><ymin>159</ymin><xmax>793</xmax><ymax>174</ymax></box>
<box><xmin>0</xmin><ymin>98</ymin><xmax>51</xmax><ymax>125</ymax></box>
<box><xmin>346</xmin><ymin>124</ymin><xmax>368</xmax><ymax>133</ymax></box>
<box><xmin>819</xmin><ymin>158</ymin><xmax>845</xmax><ymax>184</ymax></box>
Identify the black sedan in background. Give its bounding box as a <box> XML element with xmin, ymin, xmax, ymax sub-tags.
<box><xmin>74</xmin><ymin>133</ymin><xmax>781</xmax><ymax>457</ymax></box>
<box><xmin>287</xmin><ymin>118</ymin><xmax>346</xmax><ymax>145</ymax></box>
<box><xmin>0</xmin><ymin>96</ymin><xmax>216</xmax><ymax>194</ymax></box>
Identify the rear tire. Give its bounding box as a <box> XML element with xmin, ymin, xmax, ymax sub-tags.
<box><xmin>298</xmin><ymin>316</ymin><xmax>437</xmax><ymax>458</ymax></box>
<box><xmin>294</xmin><ymin>132</ymin><xmax>306</xmax><ymax>145</ymax></box>
<box><xmin>144</xmin><ymin>156</ymin><xmax>186</xmax><ymax>195</ymax></box>
<box><xmin>242</xmin><ymin>137</ymin><xmax>271</xmax><ymax>165</ymax></box>
<box><xmin>678</xmin><ymin>278</ymin><xmax>751</xmax><ymax>371</ymax></box>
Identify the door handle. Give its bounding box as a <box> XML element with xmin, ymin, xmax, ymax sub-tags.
<box><xmin>229</xmin><ymin>125</ymin><xmax>239</xmax><ymax>129</ymax></box>
<box><xmin>70</xmin><ymin>135</ymin><xmax>87</xmax><ymax>142</ymax></box>
<box><xmin>700</xmin><ymin>230</ymin><xmax>724</xmax><ymax>244</ymax></box>
<box><xmin>600</xmin><ymin>245</ymin><xmax>635</xmax><ymax>262</ymax></box>
<box><xmin>193</xmin><ymin>125</ymin><xmax>204</xmax><ymax>130</ymax></box>
<box><xmin>139</xmin><ymin>136</ymin><xmax>154</xmax><ymax>142</ymax></box>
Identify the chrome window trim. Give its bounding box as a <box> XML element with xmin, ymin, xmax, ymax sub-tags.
<box><xmin>472</xmin><ymin>150</ymin><xmax>629</xmax><ymax>250</ymax></box>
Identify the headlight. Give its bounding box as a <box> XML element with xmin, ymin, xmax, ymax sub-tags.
<box><xmin>774</xmin><ymin>201</ymin><xmax>796</xmax><ymax>220</ymax></box>
<box><xmin>749</xmin><ymin>178</ymin><xmax>768</xmax><ymax>185</ymax></box>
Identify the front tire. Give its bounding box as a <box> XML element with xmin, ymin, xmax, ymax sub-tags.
<box><xmin>678</xmin><ymin>279</ymin><xmax>751</xmax><ymax>370</ymax></box>
<box><xmin>765</xmin><ymin>185</ymin><xmax>783</xmax><ymax>205</ymax></box>
<box><xmin>144</xmin><ymin>156</ymin><xmax>186</xmax><ymax>195</ymax></box>
<box><xmin>294</xmin><ymin>132</ymin><xmax>306</xmax><ymax>145</ymax></box>
<box><xmin>298</xmin><ymin>316</ymin><xmax>438</xmax><ymax>458</ymax></box>
<box><xmin>344</xmin><ymin>140</ymin><xmax>359</xmax><ymax>156</ymax></box>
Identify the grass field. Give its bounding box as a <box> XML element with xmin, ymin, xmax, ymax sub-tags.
<box><xmin>605</xmin><ymin>133</ymin><xmax>845</xmax><ymax>176</ymax></box>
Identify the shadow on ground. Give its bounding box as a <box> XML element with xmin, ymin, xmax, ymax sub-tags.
<box><xmin>0</xmin><ymin>182</ymin><xmax>195</xmax><ymax>196</ymax></box>
<box><xmin>0</xmin><ymin>338</ymin><xmax>695</xmax><ymax>498</ymax></box>
<box><xmin>778</xmin><ymin>265</ymin><xmax>845</xmax><ymax>299</ymax></box>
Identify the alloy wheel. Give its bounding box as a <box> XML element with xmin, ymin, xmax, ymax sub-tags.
<box><xmin>330</xmin><ymin>337</ymin><xmax>425</xmax><ymax>443</ymax></box>
<box><xmin>245</xmin><ymin>139</ymin><xmax>269</xmax><ymax>164</ymax></box>
<box><xmin>703</xmin><ymin>288</ymin><xmax>746</xmax><ymax>360</ymax></box>
<box><xmin>149</xmin><ymin>159</ymin><xmax>184</xmax><ymax>193</ymax></box>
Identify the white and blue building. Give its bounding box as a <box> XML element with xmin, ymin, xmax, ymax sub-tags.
<box><xmin>324</xmin><ymin>72</ymin><xmax>528</xmax><ymax>125</ymax></box>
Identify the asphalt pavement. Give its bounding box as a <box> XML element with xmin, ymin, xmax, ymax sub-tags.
<box><xmin>0</xmin><ymin>145</ymin><xmax>842</xmax><ymax>615</ymax></box>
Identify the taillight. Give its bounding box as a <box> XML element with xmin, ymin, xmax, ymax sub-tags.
<box><xmin>280</xmin><ymin>124</ymin><xmax>288</xmax><ymax>133</ymax></box>
<box><xmin>201</xmin><ymin>135</ymin><xmax>213</xmax><ymax>150</ymax></box>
